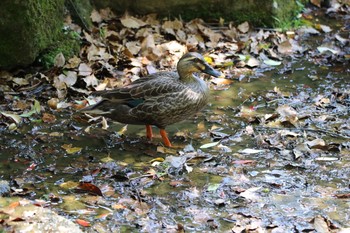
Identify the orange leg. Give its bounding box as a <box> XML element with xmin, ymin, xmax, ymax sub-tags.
<box><xmin>159</xmin><ymin>128</ymin><xmax>172</xmax><ymax>147</ymax></box>
<box><xmin>146</xmin><ymin>125</ymin><xmax>153</xmax><ymax>140</ymax></box>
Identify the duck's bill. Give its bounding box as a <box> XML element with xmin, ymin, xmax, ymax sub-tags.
<box><xmin>203</xmin><ymin>63</ymin><xmax>221</xmax><ymax>77</ymax></box>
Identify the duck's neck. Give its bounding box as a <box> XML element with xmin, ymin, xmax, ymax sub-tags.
<box><xmin>178</xmin><ymin>70</ymin><xmax>196</xmax><ymax>83</ymax></box>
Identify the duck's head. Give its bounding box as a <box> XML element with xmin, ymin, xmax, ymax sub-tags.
<box><xmin>177</xmin><ymin>52</ymin><xmax>221</xmax><ymax>80</ymax></box>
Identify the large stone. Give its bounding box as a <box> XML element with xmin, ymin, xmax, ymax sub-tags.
<box><xmin>0</xmin><ymin>0</ymin><xmax>65</xmax><ymax>69</ymax></box>
<box><xmin>92</xmin><ymin>0</ymin><xmax>305</xmax><ymax>27</ymax></box>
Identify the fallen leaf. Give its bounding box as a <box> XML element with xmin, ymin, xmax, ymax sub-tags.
<box><xmin>77</xmin><ymin>182</ymin><xmax>103</xmax><ymax>196</ymax></box>
<box><xmin>263</xmin><ymin>59</ymin><xmax>282</xmax><ymax>66</ymax></box>
<box><xmin>239</xmin><ymin>148</ymin><xmax>265</xmax><ymax>154</ymax></box>
<box><xmin>317</xmin><ymin>46</ymin><xmax>339</xmax><ymax>54</ymax></box>
<box><xmin>246</xmin><ymin>57</ymin><xmax>260</xmax><ymax>67</ymax></box>
<box><xmin>207</xmin><ymin>183</ymin><xmax>220</xmax><ymax>192</ymax></box>
<box><xmin>307</xmin><ymin>138</ymin><xmax>326</xmax><ymax>148</ymax></box>
<box><xmin>20</xmin><ymin>99</ymin><xmax>41</xmax><ymax>117</ymax></box>
<box><xmin>320</xmin><ymin>24</ymin><xmax>332</xmax><ymax>33</ymax></box>
<box><xmin>90</xmin><ymin>9</ymin><xmax>102</xmax><ymax>23</ymax></box>
<box><xmin>83</xmin><ymin>74</ymin><xmax>98</xmax><ymax>87</ymax></box>
<box><xmin>120</xmin><ymin>14</ymin><xmax>146</xmax><ymax>29</ymax></box>
<box><xmin>61</xmin><ymin>144</ymin><xmax>82</xmax><ymax>154</ymax></box>
<box><xmin>237</xmin><ymin>21</ymin><xmax>250</xmax><ymax>33</ymax></box>
<box><xmin>42</xmin><ymin>113</ymin><xmax>56</xmax><ymax>123</ymax></box>
<box><xmin>78</xmin><ymin>63</ymin><xmax>92</xmax><ymax>76</ymax></box>
<box><xmin>54</xmin><ymin>52</ymin><xmax>65</xmax><ymax>67</ymax></box>
<box><xmin>200</xmin><ymin>141</ymin><xmax>220</xmax><ymax>149</ymax></box>
<box><xmin>12</xmin><ymin>77</ymin><xmax>29</xmax><ymax>86</ymax></box>
<box><xmin>0</xmin><ymin>112</ymin><xmax>22</xmax><ymax>124</ymax></box>
<box><xmin>76</xmin><ymin>219</ymin><xmax>91</xmax><ymax>227</ymax></box>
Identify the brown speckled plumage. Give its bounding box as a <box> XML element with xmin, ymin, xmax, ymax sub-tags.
<box><xmin>81</xmin><ymin>52</ymin><xmax>221</xmax><ymax>147</ymax></box>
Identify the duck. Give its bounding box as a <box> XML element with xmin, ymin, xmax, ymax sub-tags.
<box><xmin>80</xmin><ymin>52</ymin><xmax>221</xmax><ymax>147</ymax></box>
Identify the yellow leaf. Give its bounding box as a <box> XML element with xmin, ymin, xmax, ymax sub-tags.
<box><xmin>60</xmin><ymin>180</ymin><xmax>79</xmax><ymax>189</ymax></box>
<box><xmin>61</xmin><ymin>144</ymin><xmax>82</xmax><ymax>154</ymax></box>
<box><xmin>149</xmin><ymin>157</ymin><xmax>165</xmax><ymax>163</ymax></box>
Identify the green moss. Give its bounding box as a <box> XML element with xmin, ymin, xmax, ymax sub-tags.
<box><xmin>0</xmin><ymin>0</ymin><xmax>66</xmax><ymax>69</ymax></box>
<box><xmin>39</xmin><ymin>31</ymin><xmax>81</xmax><ymax>69</ymax></box>
<box><xmin>272</xmin><ymin>0</ymin><xmax>305</xmax><ymax>30</ymax></box>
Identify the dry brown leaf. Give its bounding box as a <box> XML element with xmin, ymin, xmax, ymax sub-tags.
<box><xmin>307</xmin><ymin>138</ymin><xmax>326</xmax><ymax>148</ymax></box>
<box><xmin>237</xmin><ymin>21</ymin><xmax>250</xmax><ymax>33</ymax></box>
<box><xmin>78</xmin><ymin>63</ymin><xmax>92</xmax><ymax>76</ymax></box>
<box><xmin>90</xmin><ymin>9</ymin><xmax>102</xmax><ymax>23</ymax></box>
<box><xmin>276</xmin><ymin>105</ymin><xmax>298</xmax><ymax>125</ymax></box>
<box><xmin>83</xmin><ymin>74</ymin><xmax>98</xmax><ymax>87</ymax></box>
<box><xmin>42</xmin><ymin>113</ymin><xmax>56</xmax><ymax>123</ymax></box>
<box><xmin>120</xmin><ymin>14</ymin><xmax>146</xmax><ymax>29</ymax></box>
<box><xmin>65</xmin><ymin>56</ymin><xmax>81</xmax><ymax>69</ymax></box>
<box><xmin>12</xmin><ymin>77</ymin><xmax>29</xmax><ymax>86</ymax></box>
<box><xmin>278</xmin><ymin>41</ymin><xmax>293</xmax><ymax>54</ymax></box>
<box><xmin>125</xmin><ymin>41</ymin><xmax>141</xmax><ymax>55</ymax></box>
<box><xmin>246</xmin><ymin>57</ymin><xmax>260</xmax><ymax>67</ymax></box>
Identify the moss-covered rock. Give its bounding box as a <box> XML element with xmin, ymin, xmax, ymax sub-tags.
<box><xmin>92</xmin><ymin>0</ymin><xmax>305</xmax><ymax>27</ymax></box>
<box><xmin>38</xmin><ymin>30</ymin><xmax>81</xmax><ymax>69</ymax></box>
<box><xmin>0</xmin><ymin>0</ymin><xmax>66</xmax><ymax>69</ymax></box>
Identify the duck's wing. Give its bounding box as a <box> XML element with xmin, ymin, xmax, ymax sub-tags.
<box><xmin>94</xmin><ymin>71</ymin><xmax>182</xmax><ymax>104</ymax></box>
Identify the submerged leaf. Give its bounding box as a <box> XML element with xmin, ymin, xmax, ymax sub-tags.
<box><xmin>207</xmin><ymin>183</ymin><xmax>220</xmax><ymax>192</ymax></box>
<box><xmin>200</xmin><ymin>141</ymin><xmax>220</xmax><ymax>149</ymax></box>
<box><xmin>263</xmin><ymin>59</ymin><xmax>282</xmax><ymax>66</ymax></box>
<box><xmin>61</xmin><ymin>144</ymin><xmax>82</xmax><ymax>154</ymax></box>
<box><xmin>20</xmin><ymin>100</ymin><xmax>41</xmax><ymax>117</ymax></box>
<box><xmin>77</xmin><ymin>182</ymin><xmax>103</xmax><ymax>196</ymax></box>
<box><xmin>0</xmin><ymin>112</ymin><xmax>22</xmax><ymax>124</ymax></box>
<box><xmin>240</xmin><ymin>148</ymin><xmax>265</xmax><ymax>154</ymax></box>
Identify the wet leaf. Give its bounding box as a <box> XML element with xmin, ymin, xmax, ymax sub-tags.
<box><xmin>240</xmin><ymin>148</ymin><xmax>265</xmax><ymax>154</ymax></box>
<box><xmin>0</xmin><ymin>112</ymin><xmax>22</xmax><ymax>124</ymax></box>
<box><xmin>239</xmin><ymin>187</ymin><xmax>261</xmax><ymax>201</ymax></box>
<box><xmin>233</xmin><ymin>160</ymin><xmax>256</xmax><ymax>165</ymax></box>
<box><xmin>263</xmin><ymin>59</ymin><xmax>282</xmax><ymax>66</ymax></box>
<box><xmin>60</xmin><ymin>181</ymin><xmax>79</xmax><ymax>189</ymax></box>
<box><xmin>278</xmin><ymin>41</ymin><xmax>293</xmax><ymax>54</ymax></box>
<box><xmin>307</xmin><ymin>138</ymin><xmax>326</xmax><ymax>149</ymax></box>
<box><xmin>276</xmin><ymin>105</ymin><xmax>298</xmax><ymax>125</ymax></box>
<box><xmin>77</xmin><ymin>182</ymin><xmax>103</xmax><ymax>196</ymax></box>
<box><xmin>200</xmin><ymin>141</ymin><xmax>220</xmax><ymax>149</ymax></box>
<box><xmin>313</xmin><ymin>215</ymin><xmax>330</xmax><ymax>233</ymax></box>
<box><xmin>20</xmin><ymin>99</ymin><xmax>41</xmax><ymax>117</ymax></box>
<box><xmin>334</xmin><ymin>193</ymin><xmax>350</xmax><ymax>198</ymax></box>
<box><xmin>319</xmin><ymin>24</ymin><xmax>332</xmax><ymax>33</ymax></box>
<box><xmin>317</xmin><ymin>46</ymin><xmax>339</xmax><ymax>54</ymax></box>
<box><xmin>207</xmin><ymin>183</ymin><xmax>220</xmax><ymax>192</ymax></box>
<box><xmin>61</xmin><ymin>144</ymin><xmax>82</xmax><ymax>154</ymax></box>
<box><xmin>314</xmin><ymin>157</ymin><xmax>338</xmax><ymax>161</ymax></box>
<box><xmin>76</xmin><ymin>219</ymin><xmax>91</xmax><ymax>227</ymax></box>
<box><xmin>42</xmin><ymin>113</ymin><xmax>56</xmax><ymax>123</ymax></box>
<box><xmin>246</xmin><ymin>57</ymin><xmax>260</xmax><ymax>67</ymax></box>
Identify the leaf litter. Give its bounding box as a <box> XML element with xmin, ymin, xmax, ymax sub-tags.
<box><xmin>0</xmin><ymin>2</ymin><xmax>350</xmax><ymax>232</ymax></box>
